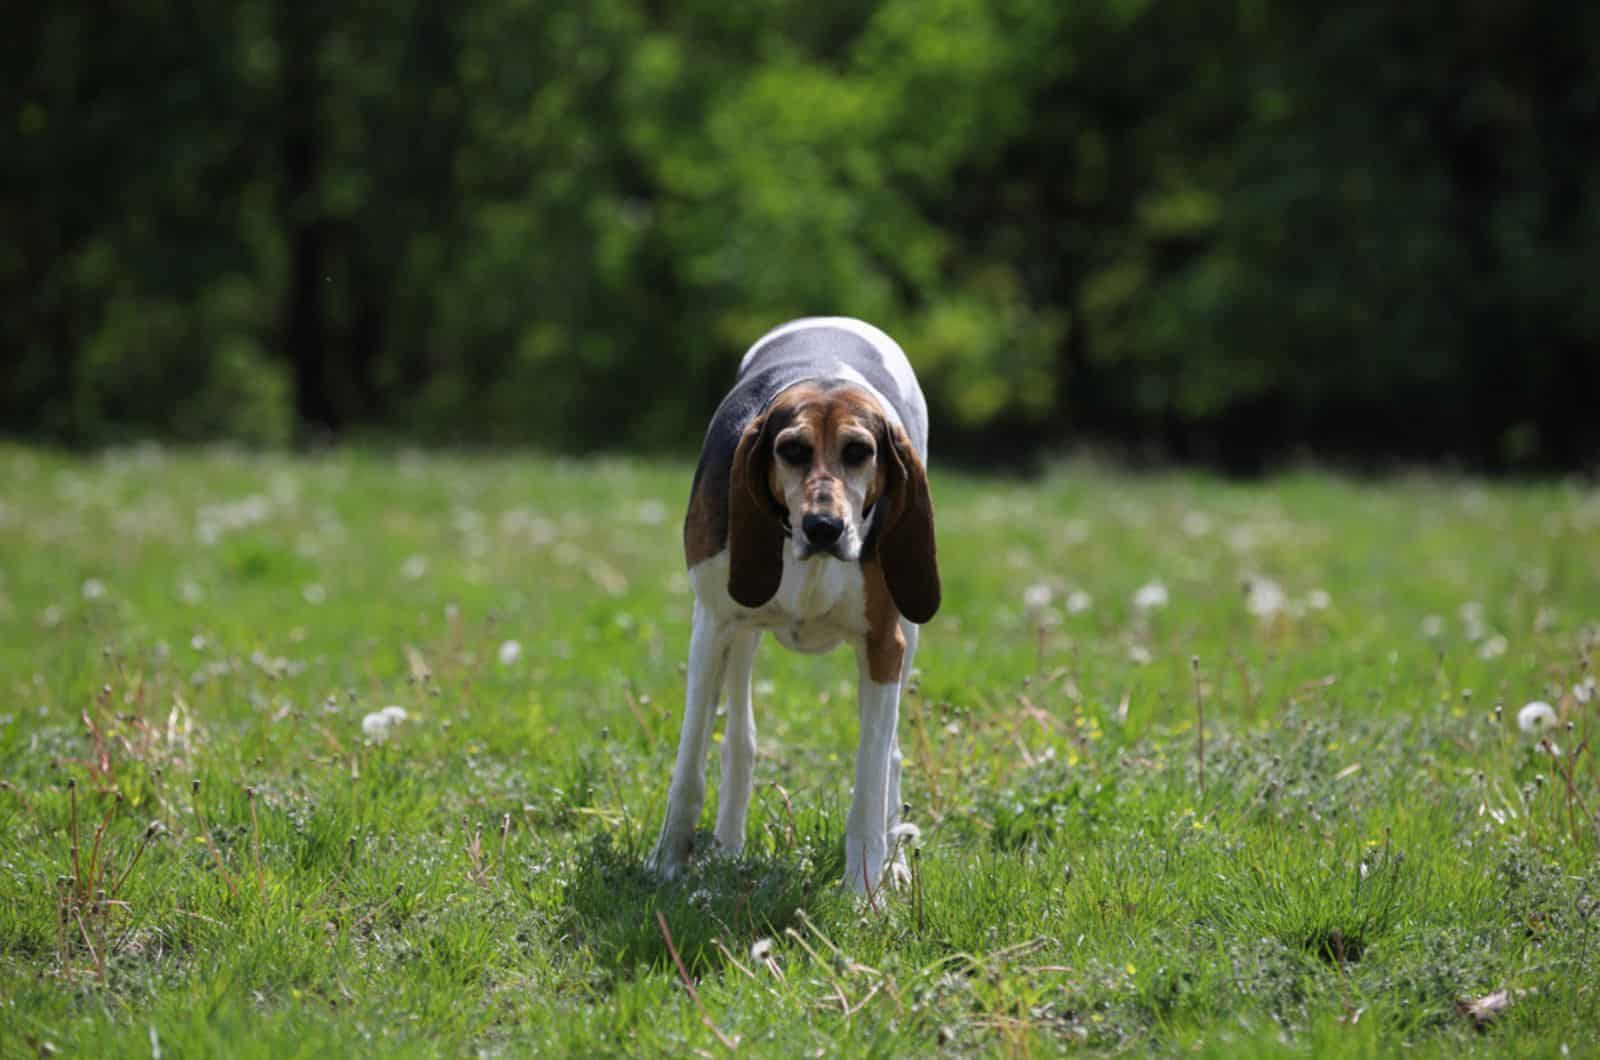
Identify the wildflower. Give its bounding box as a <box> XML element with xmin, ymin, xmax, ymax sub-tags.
<box><xmin>1132</xmin><ymin>582</ymin><xmax>1169</xmax><ymax>611</ymax></box>
<box><xmin>1067</xmin><ymin>590</ymin><xmax>1093</xmax><ymax>614</ymax></box>
<box><xmin>1477</xmin><ymin>634</ymin><xmax>1508</xmax><ymax>660</ymax></box>
<box><xmin>302</xmin><ymin>583</ymin><xmax>326</xmax><ymax>605</ymax></box>
<box><xmin>1245</xmin><ymin>576</ymin><xmax>1287</xmax><ymax>618</ymax></box>
<box><xmin>1517</xmin><ymin>701</ymin><xmax>1557</xmax><ymax>734</ymax></box>
<box><xmin>888</xmin><ymin>821</ymin><xmax>922</xmax><ymax>843</ymax></box>
<box><xmin>81</xmin><ymin>578</ymin><xmax>106</xmax><ymax>601</ymax></box>
<box><xmin>358</xmin><ymin>705</ymin><xmax>409</xmax><ymax>743</ymax></box>
<box><xmin>1022</xmin><ymin>583</ymin><xmax>1053</xmax><ymax>614</ymax></box>
<box><xmin>362</xmin><ymin>711</ymin><xmax>395</xmax><ymax>742</ymax></box>
<box><xmin>401</xmin><ymin>555</ymin><xmax>428</xmax><ymax>580</ymax></box>
<box><xmin>498</xmin><ymin>640</ymin><xmax>523</xmax><ymax>665</ymax></box>
<box><xmin>1420</xmin><ymin>615</ymin><xmax>1446</xmax><ymax>638</ymax></box>
<box><xmin>750</xmin><ymin>937</ymin><xmax>774</xmax><ymax>962</ymax></box>
<box><xmin>1307</xmin><ymin>589</ymin><xmax>1332</xmax><ymax>611</ymax></box>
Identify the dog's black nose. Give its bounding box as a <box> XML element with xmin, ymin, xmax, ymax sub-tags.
<box><xmin>801</xmin><ymin>513</ymin><xmax>844</xmax><ymax>546</ymax></box>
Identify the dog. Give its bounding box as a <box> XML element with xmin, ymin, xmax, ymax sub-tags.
<box><xmin>646</xmin><ymin>317</ymin><xmax>940</xmax><ymax>894</ymax></box>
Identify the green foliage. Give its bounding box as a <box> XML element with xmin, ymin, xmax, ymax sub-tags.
<box><xmin>6</xmin><ymin>3</ymin><xmax>1600</xmax><ymax>464</ymax></box>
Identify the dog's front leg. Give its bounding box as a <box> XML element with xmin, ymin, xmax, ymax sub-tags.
<box><xmin>883</xmin><ymin>618</ymin><xmax>919</xmax><ymax>885</ymax></box>
<box><xmin>843</xmin><ymin>655</ymin><xmax>902</xmax><ymax>895</ymax></box>
<box><xmin>713</xmin><ymin>629</ymin><xmax>761</xmax><ymax>853</ymax></box>
<box><xmin>647</xmin><ymin>601</ymin><xmax>733</xmax><ymax>879</ymax></box>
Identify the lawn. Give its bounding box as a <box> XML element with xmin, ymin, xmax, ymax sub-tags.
<box><xmin>1</xmin><ymin>444</ymin><xmax>1597</xmax><ymax>1057</ymax></box>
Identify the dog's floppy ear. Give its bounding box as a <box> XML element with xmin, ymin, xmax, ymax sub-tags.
<box><xmin>878</xmin><ymin>423</ymin><xmax>941</xmax><ymax>624</ymax></box>
<box><xmin>727</xmin><ymin>411</ymin><xmax>786</xmax><ymax>609</ymax></box>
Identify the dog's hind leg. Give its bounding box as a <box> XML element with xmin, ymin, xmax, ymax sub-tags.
<box><xmin>713</xmin><ymin>629</ymin><xmax>761</xmax><ymax>853</ymax></box>
<box><xmin>647</xmin><ymin>601</ymin><xmax>732</xmax><ymax>879</ymax></box>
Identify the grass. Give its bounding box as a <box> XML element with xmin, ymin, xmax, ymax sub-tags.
<box><xmin>1</xmin><ymin>442</ymin><xmax>1597</xmax><ymax>1057</ymax></box>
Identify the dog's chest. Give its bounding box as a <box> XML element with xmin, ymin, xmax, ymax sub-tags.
<box><xmin>692</xmin><ymin>550</ymin><xmax>868</xmax><ymax>654</ymax></box>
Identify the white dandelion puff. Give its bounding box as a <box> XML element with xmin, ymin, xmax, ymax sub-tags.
<box><xmin>1022</xmin><ymin>583</ymin><xmax>1053</xmax><ymax>617</ymax></box>
<box><xmin>888</xmin><ymin>822</ymin><xmax>922</xmax><ymax>843</ymax></box>
<box><xmin>1067</xmin><ymin>590</ymin><xmax>1093</xmax><ymax>614</ymax></box>
<box><xmin>1245</xmin><ymin>576</ymin><xmax>1288</xmax><ymax>618</ymax></box>
<box><xmin>1132</xmin><ymin>582</ymin><xmax>1169</xmax><ymax>611</ymax></box>
<box><xmin>362</xmin><ymin>711</ymin><xmax>395</xmax><ymax>742</ymax></box>
<box><xmin>1517</xmin><ymin>701</ymin><xmax>1557</xmax><ymax>734</ymax></box>
<box><xmin>1181</xmin><ymin>511</ymin><xmax>1211</xmax><ymax>538</ymax></box>
<box><xmin>498</xmin><ymin>640</ymin><xmax>523</xmax><ymax>665</ymax></box>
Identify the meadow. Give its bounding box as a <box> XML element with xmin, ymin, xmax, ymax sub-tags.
<box><xmin>1</xmin><ymin>444</ymin><xmax>1597</xmax><ymax>1057</ymax></box>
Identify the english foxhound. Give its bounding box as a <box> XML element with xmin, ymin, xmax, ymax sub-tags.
<box><xmin>646</xmin><ymin>317</ymin><xmax>940</xmax><ymax>894</ymax></box>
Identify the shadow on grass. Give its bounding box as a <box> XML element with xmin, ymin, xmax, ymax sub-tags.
<box><xmin>563</xmin><ymin>824</ymin><xmax>845</xmax><ymax>979</ymax></box>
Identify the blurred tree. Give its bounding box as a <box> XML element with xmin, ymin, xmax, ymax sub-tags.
<box><xmin>3</xmin><ymin>0</ymin><xmax>1596</xmax><ymax>468</ymax></box>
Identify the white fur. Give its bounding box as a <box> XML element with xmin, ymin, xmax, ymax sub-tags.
<box><xmin>739</xmin><ymin>317</ymin><xmax>920</xmax><ymax>436</ymax></box>
<box><xmin>647</xmin><ymin>548</ymin><xmax>921</xmax><ymax>895</ymax></box>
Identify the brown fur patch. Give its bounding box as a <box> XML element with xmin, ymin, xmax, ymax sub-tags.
<box><xmin>876</xmin><ymin>424</ymin><xmax>940</xmax><ymax>623</ymax></box>
<box><xmin>862</xmin><ymin>558</ymin><xmax>907</xmax><ymax>684</ymax></box>
<box><xmin>683</xmin><ymin>473</ymin><xmax>725</xmax><ymax>568</ymax></box>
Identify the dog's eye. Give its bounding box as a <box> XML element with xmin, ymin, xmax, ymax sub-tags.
<box><xmin>776</xmin><ymin>440</ymin><xmax>812</xmax><ymax>465</ymax></box>
<box><xmin>841</xmin><ymin>441</ymin><xmax>874</xmax><ymax>467</ymax></box>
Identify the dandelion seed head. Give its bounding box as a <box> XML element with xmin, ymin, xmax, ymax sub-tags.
<box><xmin>1245</xmin><ymin>576</ymin><xmax>1288</xmax><ymax>618</ymax></box>
<box><xmin>1022</xmin><ymin>583</ymin><xmax>1053</xmax><ymax>614</ymax></box>
<box><xmin>362</xmin><ymin>711</ymin><xmax>395</xmax><ymax>742</ymax></box>
<box><xmin>1132</xmin><ymin>581</ymin><xmax>1169</xmax><ymax>611</ymax></box>
<box><xmin>1517</xmin><ymin>701</ymin><xmax>1557</xmax><ymax>734</ymax></box>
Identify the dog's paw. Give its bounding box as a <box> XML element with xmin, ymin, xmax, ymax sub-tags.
<box><xmin>644</xmin><ymin>841</ymin><xmax>688</xmax><ymax>881</ymax></box>
<box><xmin>842</xmin><ymin>836</ymin><xmax>888</xmax><ymax>897</ymax></box>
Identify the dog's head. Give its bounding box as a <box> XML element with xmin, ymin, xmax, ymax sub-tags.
<box><xmin>727</xmin><ymin>382</ymin><xmax>940</xmax><ymax>623</ymax></box>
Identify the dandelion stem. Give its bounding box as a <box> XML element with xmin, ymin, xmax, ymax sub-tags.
<box><xmin>1192</xmin><ymin>656</ymin><xmax>1206</xmax><ymax>797</ymax></box>
<box><xmin>69</xmin><ymin>779</ymin><xmax>83</xmax><ymax>902</ymax></box>
<box><xmin>656</xmin><ymin>912</ymin><xmax>739</xmax><ymax>1050</ymax></box>
<box><xmin>86</xmin><ymin>791</ymin><xmax>120</xmax><ymax>894</ymax></box>
<box><xmin>248</xmin><ymin>787</ymin><xmax>267</xmax><ymax>904</ymax></box>
<box><xmin>110</xmin><ymin>824</ymin><xmax>160</xmax><ymax>900</ymax></box>
<box><xmin>190</xmin><ymin>780</ymin><xmax>238</xmax><ymax>898</ymax></box>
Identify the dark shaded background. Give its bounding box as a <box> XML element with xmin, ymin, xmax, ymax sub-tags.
<box><xmin>5</xmin><ymin>1</ymin><xmax>1598</xmax><ymax>472</ymax></box>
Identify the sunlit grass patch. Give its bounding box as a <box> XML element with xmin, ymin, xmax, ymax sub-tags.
<box><xmin>0</xmin><ymin>445</ymin><xmax>1597</xmax><ymax>1056</ymax></box>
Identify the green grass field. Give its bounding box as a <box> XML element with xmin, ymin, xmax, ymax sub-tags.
<box><xmin>2</xmin><ymin>444</ymin><xmax>1597</xmax><ymax>1057</ymax></box>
